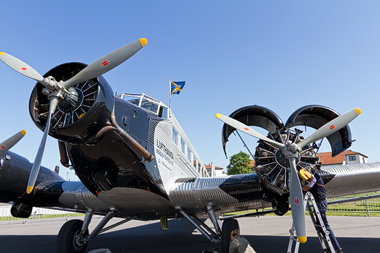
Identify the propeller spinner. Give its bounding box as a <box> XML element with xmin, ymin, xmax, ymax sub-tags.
<box><xmin>216</xmin><ymin>108</ymin><xmax>361</xmax><ymax>243</ymax></box>
<box><xmin>0</xmin><ymin>38</ymin><xmax>148</xmax><ymax>194</ymax></box>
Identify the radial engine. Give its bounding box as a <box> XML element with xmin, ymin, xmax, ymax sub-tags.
<box><xmin>29</xmin><ymin>62</ymin><xmax>114</xmax><ymax>143</ymax></box>
<box><xmin>221</xmin><ymin>105</ymin><xmax>353</xmax><ymax>215</ymax></box>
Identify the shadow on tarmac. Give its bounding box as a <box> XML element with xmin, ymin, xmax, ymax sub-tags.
<box><xmin>0</xmin><ymin>218</ymin><xmax>379</xmax><ymax>253</ymax></box>
<box><xmin>243</xmin><ymin>235</ymin><xmax>379</xmax><ymax>253</ymax></box>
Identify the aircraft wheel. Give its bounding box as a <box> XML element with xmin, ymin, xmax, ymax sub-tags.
<box><xmin>272</xmin><ymin>198</ymin><xmax>289</xmax><ymax>216</ymax></box>
<box><xmin>57</xmin><ymin>219</ymin><xmax>89</xmax><ymax>253</ymax></box>
<box><xmin>221</xmin><ymin>218</ymin><xmax>239</xmax><ymax>253</ymax></box>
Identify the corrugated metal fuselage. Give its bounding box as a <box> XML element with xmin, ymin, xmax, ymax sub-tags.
<box><xmin>56</xmin><ymin>96</ymin><xmax>380</xmax><ymax>219</ymax></box>
<box><xmin>58</xmin><ymin>97</ymin><xmax>271</xmax><ymax>219</ymax></box>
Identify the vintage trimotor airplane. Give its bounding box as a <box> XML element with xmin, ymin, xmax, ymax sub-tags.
<box><xmin>1</xmin><ymin>38</ymin><xmax>380</xmax><ymax>253</ymax></box>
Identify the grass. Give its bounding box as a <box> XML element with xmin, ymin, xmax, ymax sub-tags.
<box><xmin>223</xmin><ymin>208</ymin><xmax>380</xmax><ymax>218</ymax></box>
<box><xmin>222</xmin><ymin>192</ymin><xmax>380</xmax><ymax>217</ymax></box>
<box><xmin>0</xmin><ymin>213</ymin><xmax>85</xmax><ymax>221</ymax></box>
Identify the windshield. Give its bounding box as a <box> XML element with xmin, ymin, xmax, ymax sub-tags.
<box><xmin>118</xmin><ymin>93</ymin><xmax>168</xmax><ymax>117</ymax></box>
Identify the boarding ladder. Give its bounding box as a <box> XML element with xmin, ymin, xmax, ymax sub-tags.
<box><xmin>287</xmin><ymin>192</ymin><xmax>335</xmax><ymax>253</ymax></box>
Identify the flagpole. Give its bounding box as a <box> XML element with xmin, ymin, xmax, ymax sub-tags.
<box><xmin>169</xmin><ymin>77</ymin><xmax>171</xmax><ymax>118</ymax></box>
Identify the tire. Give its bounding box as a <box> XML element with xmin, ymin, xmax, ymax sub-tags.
<box><xmin>57</xmin><ymin>219</ymin><xmax>89</xmax><ymax>253</ymax></box>
<box><xmin>272</xmin><ymin>198</ymin><xmax>289</xmax><ymax>216</ymax></box>
<box><xmin>221</xmin><ymin>218</ymin><xmax>239</xmax><ymax>253</ymax></box>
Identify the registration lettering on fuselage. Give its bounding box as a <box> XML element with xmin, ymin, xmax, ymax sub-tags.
<box><xmin>156</xmin><ymin>139</ymin><xmax>174</xmax><ymax>169</ymax></box>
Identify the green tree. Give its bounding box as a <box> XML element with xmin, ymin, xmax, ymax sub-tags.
<box><xmin>227</xmin><ymin>151</ymin><xmax>253</xmax><ymax>175</ymax></box>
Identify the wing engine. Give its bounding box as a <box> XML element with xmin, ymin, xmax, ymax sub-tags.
<box><xmin>218</xmin><ymin>104</ymin><xmax>360</xmax><ymax>243</ymax></box>
<box><xmin>221</xmin><ymin>105</ymin><xmax>354</xmax><ymax>196</ymax></box>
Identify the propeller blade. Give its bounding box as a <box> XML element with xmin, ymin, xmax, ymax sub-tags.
<box><xmin>298</xmin><ymin>108</ymin><xmax>361</xmax><ymax>149</ymax></box>
<box><xmin>289</xmin><ymin>157</ymin><xmax>307</xmax><ymax>243</ymax></box>
<box><xmin>0</xmin><ymin>130</ymin><xmax>26</xmax><ymax>155</ymax></box>
<box><xmin>63</xmin><ymin>38</ymin><xmax>148</xmax><ymax>89</ymax></box>
<box><xmin>215</xmin><ymin>113</ymin><xmax>285</xmax><ymax>149</ymax></box>
<box><xmin>0</xmin><ymin>52</ymin><xmax>44</xmax><ymax>83</ymax></box>
<box><xmin>26</xmin><ymin>97</ymin><xmax>59</xmax><ymax>194</ymax></box>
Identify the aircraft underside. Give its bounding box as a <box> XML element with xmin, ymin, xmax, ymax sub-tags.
<box><xmin>16</xmin><ymin>161</ymin><xmax>380</xmax><ymax>220</ymax></box>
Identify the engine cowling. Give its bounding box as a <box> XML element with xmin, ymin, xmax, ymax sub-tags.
<box><xmin>29</xmin><ymin>62</ymin><xmax>114</xmax><ymax>143</ymax></box>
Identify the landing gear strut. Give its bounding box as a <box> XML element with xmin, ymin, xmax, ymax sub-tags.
<box><xmin>176</xmin><ymin>204</ymin><xmax>241</xmax><ymax>253</ymax></box>
<box><xmin>57</xmin><ymin>208</ymin><xmax>132</xmax><ymax>253</ymax></box>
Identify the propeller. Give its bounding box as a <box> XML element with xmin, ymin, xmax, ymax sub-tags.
<box><xmin>215</xmin><ymin>113</ymin><xmax>285</xmax><ymax>149</ymax></box>
<box><xmin>0</xmin><ymin>52</ymin><xmax>44</xmax><ymax>83</ymax></box>
<box><xmin>1</xmin><ymin>38</ymin><xmax>148</xmax><ymax>194</ymax></box>
<box><xmin>288</xmin><ymin>156</ymin><xmax>307</xmax><ymax>243</ymax></box>
<box><xmin>26</xmin><ymin>98</ymin><xmax>59</xmax><ymax>194</ymax></box>
<box><xmin>0</xmin><ymin>130</ymin><xmax>26</xmax><ymax>156</ymax></box>
<box><xmin>297</xmin><ymin>108</ymin><xmax>361</xmax><ymax>149</ymax></box>
<box><xmin>216</xmin><ymin>107</ymin><xmax>361</xmax><ymax>243</ymax></box>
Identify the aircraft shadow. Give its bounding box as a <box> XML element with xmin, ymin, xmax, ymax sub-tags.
<box><xmin>87</xmin><ymin>219</ymin><xmax>380</xmax><ymax>253</ymax></box>
<box><xmin>0</xmin><ymin>234</ymin><xmax>57</xmax><ymax>253</ymax></box>
<box><xmin>0</xmin><ymin>219</ymin><xmax>379</xmax><ymax>253</ymax></box>
<box><xmin>244</xmin><ymin>235</ymin><xmax>380</xmax><ymax>253</ymax></box>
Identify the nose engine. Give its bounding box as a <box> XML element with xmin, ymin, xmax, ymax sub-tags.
<box><xmin>29</xmin><ymin>62</ymin><xmax>114</xmax><ymax>143</ymax></box>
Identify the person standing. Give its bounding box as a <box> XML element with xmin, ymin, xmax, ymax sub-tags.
<box><xmin>229</xmin><ymin>229</ymin><xmax>256</xmax><ymax>253</ymax></box>
<box><xmin>302</xmin><ymin>172</ymin><xmax>343</xmax><ymax>253</ymax></box>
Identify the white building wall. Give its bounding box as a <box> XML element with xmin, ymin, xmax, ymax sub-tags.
<box><xmin>345</xmin><ymin>154</ymin><xmax>367</xmax><ymax>165</ymax></box>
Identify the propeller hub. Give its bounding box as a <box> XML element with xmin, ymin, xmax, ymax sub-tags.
<box><xmin>275</xmin><ymin>148</ymin><xmax>300</xmax><ymax>168</ymax></box>
<box><xmin>58</xmin><ymin>87</ymin><xmax>84</xmax><ymax>113</ymax></box>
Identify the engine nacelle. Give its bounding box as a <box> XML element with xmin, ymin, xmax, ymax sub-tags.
<box><xmin>11</xmin><ymin>203</ymin><xmax>32</xmax><ymax>218</ymax></box>
<box><xmin>29</xmin><ymin>62</ymin><xmax>114</xmax><ymax>143</ymax></box>
<box><xmin>0</xmin><ymin>151</ymin><xmax>64</xmax><ymax>206</ymax></box>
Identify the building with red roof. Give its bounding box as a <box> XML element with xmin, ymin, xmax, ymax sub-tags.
<box><xmin>205</xmin><ymin>163</ymin><xmax>227</xmax><ymax>177</ymax></box>
<box><xmin>316</xmin><ymin>150</ymin><xmax>368</xmax><ymax>166</ymax></box>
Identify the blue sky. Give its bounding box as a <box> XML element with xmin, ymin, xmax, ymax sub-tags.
<box><xmin>1</xmin><ymin>1</ymin><xmax>380</xmax><ymax>180</ymax></box>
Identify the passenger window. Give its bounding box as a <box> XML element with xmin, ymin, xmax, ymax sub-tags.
<box><xmin>172</xmin><ymin>128</ymin><xmax>179</xmax><ymax>145</ymax></box>
<box><xmin>181</xmin><ymin>138</ymin><xmax>186</xmax><ymax>154</ymax></box>
<box><xmin>187</xmin><ymin>150</ymin><xmax>192</xmax><ymax>163</ymax></box>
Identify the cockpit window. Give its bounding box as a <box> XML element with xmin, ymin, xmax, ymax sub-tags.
<box><xmin>141</xmin><ymin>97</ymin><xmax>159</xmax><ymax>113</ymax></box>
<box><xmin>117</xmin><ymin>93</ymin><xmax>168</xmax><ymax>118</ymax></box>
<box><xmin>123</xmin><ymin>97</ymin><xmax>140</xmax><ymax>106</ymax></box>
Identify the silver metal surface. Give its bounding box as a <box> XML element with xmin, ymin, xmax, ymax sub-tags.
<box><xmin>58</xmin><ymin>182</ymin><xmax>110</xmax><ymax>212</ymax></box>
<box><xmin>169</xmin><ymin>175</ymin><xmax>269</xmax><ymax>216</ymax></box>
<box><xmin>322</xmin><ymin>162</ymin><xmax>380</xmax><ymax>197</ymax></box>
<box><xmin>170</xmin><ymin>177</ymin><xmax>237</xmax><ymax>211</ymax></box>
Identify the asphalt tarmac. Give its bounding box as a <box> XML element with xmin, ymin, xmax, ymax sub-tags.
<box><xmin>0</xmin><ymin>215</ymin><xmax>379</xmax><ymax>253</ymax></box>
